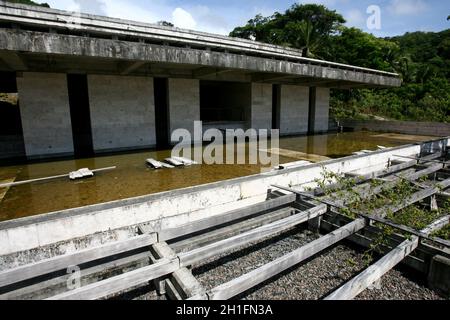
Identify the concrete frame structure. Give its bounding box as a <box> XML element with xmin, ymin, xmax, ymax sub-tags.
<box><xmin>0</xmin><ymin>1</ymin><xmax>402</xmax><ymax>159</ymax></box>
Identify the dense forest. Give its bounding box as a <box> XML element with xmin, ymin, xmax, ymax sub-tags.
<box><xmin>230</xmin><ymin>4</ymin><xmax>450</xmax><ymax>123</ymax></box>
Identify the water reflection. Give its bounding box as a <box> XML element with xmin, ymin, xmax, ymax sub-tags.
<box><xmin>0</xmin><ymin>131</ymin><xmax>432</xmax><ymax>221</ymax></box>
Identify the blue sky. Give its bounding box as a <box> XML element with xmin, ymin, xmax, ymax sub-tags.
<box><xmin>43</xmin><ymin>0</ymin><xmax>450</xmax><ymax>37</ymax></box>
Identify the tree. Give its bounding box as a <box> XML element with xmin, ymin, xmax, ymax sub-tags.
<box><xmin>229</xmin><ymin>15</ymin><xmax>275</xmax><ymax>42</ymax></box>
<box><xmin>327</xmin><ymin>27</ymin><xmax>399</xmax><ymax>72</ymax></box>
<box><xmin>230</xmin><ymin>4</ymin><xmax>345</xmax><ymax>58</ymax></box>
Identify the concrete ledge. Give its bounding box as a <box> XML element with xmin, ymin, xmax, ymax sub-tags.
<box><xmin>342</xmin><ymin>119</ymin><xmax>450</xmax><ymax>137</ymax></box>
<box><xmin>0</xmin><ymin>29</ymin><xmax>402</xmax><ymax>87</ymax></box>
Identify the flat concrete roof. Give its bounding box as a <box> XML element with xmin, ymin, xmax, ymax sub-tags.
<box><xmin>0</xmin><ymin>1</ymin><xmax>402</xmax><ymax>88</ymax></box>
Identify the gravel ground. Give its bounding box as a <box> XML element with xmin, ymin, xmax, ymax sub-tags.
<box><xmin>191</xmin><ymin>227</ymin><xmax>444</xmax><ymax>300</ymax></box>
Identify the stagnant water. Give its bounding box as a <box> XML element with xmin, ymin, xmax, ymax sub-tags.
<box><xmin>0</xmin><ymin>131</ymin><xmax>433</xmax><ymax>221</ymax></box>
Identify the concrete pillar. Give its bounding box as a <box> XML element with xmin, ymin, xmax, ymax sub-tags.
<box><xmin>428</xmin><ymin>255</ymin><xmax>450</xmax><ymax>296</ymax></box>
<box><xmin>88</xmin><ymin>75</ymin><xmax>156</xmax><ymax>152</ymax></box>
<box><xmin>168</xmin><ymin>78</ymin><xmax>200</xmax><ymax>143</ymax></box>
<box><xmin>17</xmin><ymin>72</ymin><xmax>74</xmax><ymax>158</ymax></box>
<box><xmin>311</xmin><ymin>87</ymin><xmax>330</xmax><ymax>133</ymax></box>
<box><xmin>250</xmin><ymin>83</ymin><xmax>272</xmax><ymax>131</ymax></box>
<box><xmin>280</xmin><ymin>85</ymin><xmax>309</xmax><ymax>135</ymax></box>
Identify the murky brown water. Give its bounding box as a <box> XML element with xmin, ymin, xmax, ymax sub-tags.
<box><xmin>0</xmin><ymin>131</ymin><xmax>433</xmax><ymax>221</ymax></box>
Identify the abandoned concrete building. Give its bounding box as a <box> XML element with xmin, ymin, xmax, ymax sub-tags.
<box><xmin>0</xmin><ymin>1</ymin><xmax>401</xmax><ymax>160</ymax></box>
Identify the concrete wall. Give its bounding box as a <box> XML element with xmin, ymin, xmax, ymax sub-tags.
<box><xmin>17</xmin><ymin>72</ymin><xmax>74</xmax><ymax>157</ymax></box>
<box><xmin>88</xmin><ymin>75</ymin><xmax>156</xmax><ymax>152</ymax></box>
<box><xmin>314</xmin><ymin>87</ymin><xmax>330</xmax><ymax>133</ymax></box>
<box><xmin>280</xmin><ymin>85</ymin><xmax>309</xmax><ymax>135</ymax></box>
<box><xmin>250</xmin><ymin>83</ymin><xmax>272</xmax><ymax>130</ymax></box>
<box><xmin>168</xmin><ymin>78</ymin><xmax>200</xmax><ymax>143</ymax></box>
<box><xmin>341</xmin><ymin>119</ymin><xmax>450</xmax><ymax>137</ymax></box>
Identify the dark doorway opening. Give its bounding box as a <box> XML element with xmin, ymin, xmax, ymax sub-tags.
<box><xmin>0</xmin><ymin>71</ymin><xmax>26</xmax><ymax>162</ymax></box>
<box><xmin>67</xmin><ymin>74</ymin><xmax>94</xmax><ymax>158</ymax></box>
<box><xmin>200</xmin><ymin>81</ymin><xmax>250</xmax><ymax>123</ymax></box>
<box><xmin>154</xmin><ymin>78</ymin><xmax>170</xmax><ymax>149</ymax></box>
<box><xmin>308</xmin><ymin>86</ymin><xmax>317</xmax><ymax>135</ymax></box>
<box><xmin>272</xmin><ymin>84</ymin><xmax>281</xmax><ymax>130</ymax></box>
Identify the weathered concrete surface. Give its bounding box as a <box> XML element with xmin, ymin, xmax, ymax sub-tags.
<box><xmin>16</xmin><ymin>72</ymin><xmax>74</xmax><ymax>158</ymax></box>
<box><xmin>0</xmin><ymin>0</ymin><xmax>305</xmax><ymax>60</ymax></box>
<box><xmin>280</xmin><ymin>85</ymin><xmax>309</xmax><ymax>135</ymax></box>
<box><xmin>428</xmin><ymin>255</ymin><xmax>450</xmax><ymax>297</ymax></box>
<box><xmin>341</xmin><ymin>119</ymin><xmax>450</xmax><ymax>137</ymax></box>
<box><xmin>0</xmin><ymin>141</ymin><xmax>426</xmax><ymax>256</ymax></box>
<box><xmin>88</xmin><ymin>75</ymin><xmax>156</xmax><ymax>152</ymax></box>
<box><xmin>169</xmin><ymin>78</ymin><xmax>200</xmax><ymax>143</ymax></box>
<box><xmin>250</xmin><ymin>83</ymin><xmax>273</xmax><ymax>130</ymax></box>
<box><xmin>0</xmin><ymin>29</ymin><xmax>402</xmax><ymax>88</ymax></box>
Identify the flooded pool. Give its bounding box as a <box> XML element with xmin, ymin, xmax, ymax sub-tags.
<box><xmin>0</xmin><ymin>131</ymin><xmax>433</xmax><ymax>221</ymax></box>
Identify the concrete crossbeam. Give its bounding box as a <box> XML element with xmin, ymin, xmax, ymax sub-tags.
<box><xmin>0</xmin><ymin>30</ymin><xmax>401</xmax><ymax>87</ymax></box>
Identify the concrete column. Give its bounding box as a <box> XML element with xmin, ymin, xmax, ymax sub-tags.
<box><xmin>280</xmin><ymin>85</ymin><xmax>309</xmax><ymax>135</ymax></box>
<box><xmin>168</xmin><ymin>78</ymin><xmax>200</xmax><ymax>143</ymax></box>
<box><xmin>88</xmin><ymin>75</ymin><xmax>156</xmax><ymax>152</ymax></box>
<box><xmin>312</xmin><ymin>87</ymin><xmax>330</xmax><ymax>133</ymax></box>
<box><xmin>17</xmin><ymin>72</ymin><xmax>74</xmax><ymax>158</ymax></box>
<box><xmin>250</xmin><ymin>83</ymin><xmax>272</xmax><ymax>131</ymax></box>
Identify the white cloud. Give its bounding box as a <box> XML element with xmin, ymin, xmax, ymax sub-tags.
<box><xmin>46</xmin><ymin>0</ymin><xmax>169</xmax><ymax>24</ymax></box>
<box><xmin>172</xmin><ymin>7</ymin><xmax>197</xmax><ymax>30</ymax></box>
<box><xmin>103</xmin><ymin>0</ymin><xmax>168</xmax><ymax>24</ymax></box>
<box><xmin>187</xmin><ymin>5</ymin><xmax>230</xmax><ymax>35</ymax></box>
<box><xmin>74</xmin><ymin>0</ymin><xmax>106</xmax><ymax>15</ymax></box>
<box><xmin>345</xmin><ymin>9</ymin><xmax>365</xmax><ymax>26</ymax></box>
<box><xmin>388</xmin><ymin>0</ymin><xmax>428</xmax><ymax>16</ymax></box>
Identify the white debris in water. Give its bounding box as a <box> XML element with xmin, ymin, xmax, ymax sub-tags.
<box><xmin>165</xmin><ymin>158</ymin><xmax>185</xmax><ymax>167</ymax></box>
<box><xmin>172</xmin><ymin>156</ymin><xmax>199</xmax><ymax>166</ymax></box>
<box><xmin>69</xmin><ymin>168</ymin><xmax>94</xmax><ymax>180</ymax></box>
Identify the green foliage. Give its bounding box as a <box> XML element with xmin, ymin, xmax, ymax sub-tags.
<box><xmin>231</xmin><ymin>4</ymin><xmax>450</xmax><ymax>122</ymax></box>
<box><xmin>389</xmin><ymin>206</ymin><xmax>442</xmax><ymax>231</ymax></box>
<box><xmin>313</xmin><ymin>167</ymin><xmax>448</xmax><ymax>265</ymax></box>
<box><xmin>331</xmin><ymin>29</ymin><xmax>450</xmax><ymax>122</ymax></box>
<box><xmin>230</xmin><ymin>4</ymin><xmax>345</xmax><ymax>58</ymax></box>
<box><xmin>326</xmin><ymin>27</ymin><xmax>400</xmax><ymax>72</ymax></box>
<box><xmin>432</xmin><ymin>224</ymin><xmax>449</xmax><ymax>240</ymax></box>
<box><xmin>5</xmin><ymin>0</ymin><xmax>50</xmax><ymax>7</ymax></box>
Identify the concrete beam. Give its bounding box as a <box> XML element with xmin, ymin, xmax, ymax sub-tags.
<box><xmin>192</xmin><ymin>67</ymin><xmax>233</xmax><ymax>78</ymax></box>
<box><xmin>119</xmin><ymin>61</ymin><xmax>148</xmax><ymax>75</ymax></box>
<box><xmin>0</xmin><ymin>29</ymin><xmax>402</xmax><ymax>87</ymax></box>
<box><xmin>0</xmin><ymin>50</ymin><xmax>27</xmax><ymax>71</ymax></box>
<box><xmin>250</xmin><ymin>73</ymin><xmax>299</xmax><ymax>83</ymax></box>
